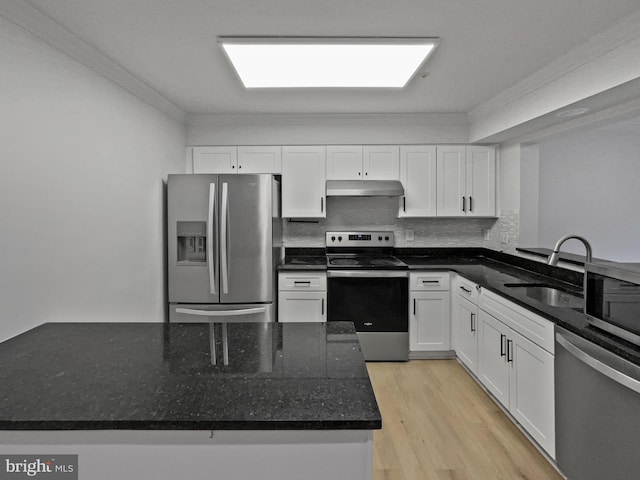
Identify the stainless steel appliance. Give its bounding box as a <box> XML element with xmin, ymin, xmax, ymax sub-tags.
<box><xmin>555</xmin><ymin>326</ymin><xmax>640</xmax><ymax>480</ymax></box>
<box><xmin>585</xmin><ymin>262</ymin><xmax>640</xmax><ymax>346</ymax></box>
<box><xmin>325</xmin><ymin>231</ymin><xmax>409</xmax><ymax>361</ymax></box>
<box><xmin>167</xmin><ymin>174</ymin><xmax>281</xmax><ymax>322</ymax></box>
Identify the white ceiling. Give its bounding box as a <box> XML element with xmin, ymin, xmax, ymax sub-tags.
<box><xmin>17</xmin><ymin>0</ymin><xmax>640</xmax><ymax>116</ymax></box>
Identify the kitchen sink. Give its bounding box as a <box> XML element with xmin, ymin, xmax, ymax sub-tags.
<box><xmin>503</xmin><ymin>283</ymin><xmax>584</xmax><ymax>308</ymax></box>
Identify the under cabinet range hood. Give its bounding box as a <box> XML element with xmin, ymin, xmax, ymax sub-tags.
<box><xmin>325</xmin><ymin>180</ymin><xmax>405</xmax><ymax>197</ymax></box>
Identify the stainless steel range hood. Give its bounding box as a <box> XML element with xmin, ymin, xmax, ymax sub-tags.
<box><xmin>325</xmin><ymin>180</ymin><xmax>405</xmax><ymax>197</ymax></box>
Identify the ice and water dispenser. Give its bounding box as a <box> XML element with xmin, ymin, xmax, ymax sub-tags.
<box><xmin>176</xmin><ymin>221</ymin><xmax>207</xmax><ymax>264</ymax></box>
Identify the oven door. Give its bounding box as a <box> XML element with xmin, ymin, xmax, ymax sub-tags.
<box><xmin>327</xmin><ymin>270</ymin><xmax>408</xmax><ymax>332</ymax></box>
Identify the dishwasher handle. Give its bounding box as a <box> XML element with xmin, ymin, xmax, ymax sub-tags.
<box><xmin>556</xmin><ymin>331</ymin><xmax>640</xmax><ymax>395</ymax></box>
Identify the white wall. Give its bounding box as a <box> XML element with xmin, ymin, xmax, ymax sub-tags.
<box><xmin>0</xmin><ymin>17</ymin><xmax>186</xmax><ymax>341</ymax></box>
<box><xmin>519</xmin><ymin>144</ymin><xmax>540</xmax><ymax>246</ymax></box>
<box><xmin>186</xmin><ymin>113</ymin><xmax>470</xmax><ymax>146</ymax></box>
<box><xmin>537</xmin><ymin>118</ymin><xmax>640</xmax><ymax>261</ymax></box>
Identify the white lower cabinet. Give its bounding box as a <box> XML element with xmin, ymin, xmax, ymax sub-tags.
<box><xmin>456</xmin><ymin>295</ymin><xmax>479</xmax><ymax>374</ymax></box>
<box><xmin>277</xmin><ymin>272</ymin><xmax>327</xmax><ymax>323</ymax></box>
<box><xmin>477</xmin><ymin>298</ymin><xmax>555</xmax><ymax>458</ymax></box>
<box><xmin>409</xmin><ymin>272</ymin><xmax>450</xmax><ymax>354</ymax></box>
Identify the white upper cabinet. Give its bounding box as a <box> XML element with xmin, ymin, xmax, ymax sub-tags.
<box><xmin>436</xmin><ymin>145</ymin><xmax>467</xmax><ymax>216</ymax></box>
<box><xmin>326</xmin><ymin>145</ymin><xmax>399</xmax><ymax>180</ymax></box>
<box><xmin>363</xmin><ymin>146</ymin><xmax>400</xmax><ymax>180</ymax></box>
<box><xmin>192</xmin><ymin>146</ymin><xmax>282</xmax><ymax>174</ymax></box>
<box><xmin>237</xmin><ymin>146</ymin><xmax>282</xmax><ymax>174</ymax></box>
<box><xmin>192</xmin><ymin>146</ymin><xmax>237</xmax><ymax>173</ymax></box>
<box><xmin>465</xmin><ymin>146</ymin><xmax>496</xmax><ymax>217</ymax></box>
<box><xmin>282</xmin><ymin>146</ymin><xmax>327</xmax><ymax>218</ymax></box>
<box><xmin>398</xmin><ymin>145</ymin><xmax>437</xmax><ymax>217</ymax></box>
<box><xmin>326</xmin><ymin>146</ymin><xmax>363</xmax><ymax>180</ymax></box>
<box><xmin>436</xmin><ymin>145</ymin><xmax>496</xmax><ymax>217</ymax></box>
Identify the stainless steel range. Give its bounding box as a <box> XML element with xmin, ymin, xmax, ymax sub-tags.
<box><xmin>326</xmin><ymin>231</ymin><xmax>409</xmax><ymax>361</ymax></box>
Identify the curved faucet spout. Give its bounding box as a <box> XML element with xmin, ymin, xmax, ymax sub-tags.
<box><xmin>547</xmin><ymin>235</ymin><xmax>593</xmax><ymax>266</ymax></box>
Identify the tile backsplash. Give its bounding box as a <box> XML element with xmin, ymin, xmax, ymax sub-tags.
<box><xmin>284</xmin><ymin>197</ymin><xmax>507</xmax><ymax>249</ymax></box>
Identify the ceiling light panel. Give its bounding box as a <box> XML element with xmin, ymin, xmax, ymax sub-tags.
<box><xmin>219</xmin><ymin>37</ymin><xmax>439</xmax><ymax>88</ymax></box>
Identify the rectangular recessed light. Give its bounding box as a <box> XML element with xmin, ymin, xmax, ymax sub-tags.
<box><xmin>219</xmin><ymin>37</ymin><xmax>439</xmax><ymax>88</ymax></box>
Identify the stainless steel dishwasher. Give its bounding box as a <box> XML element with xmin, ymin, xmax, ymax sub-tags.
<box><xmin>555</xmin><ymin>326</ymin><xmax>640</xmax><ymax>480</ymax></box>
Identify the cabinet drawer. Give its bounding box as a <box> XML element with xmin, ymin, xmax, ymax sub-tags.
<box><xmin>479</xmin><ymin>289</ymin><xmax>554</xmax><ymax>354</ymax></box>
<box><xmin>279</xmin><ymin>272</ymin><xmax>327</xmax><ymax>291</ymax></box>
<box><xmin>410</xmin><ymin>272</ymin><xmax>450</xmax><ymax>291</ymax></box>
<box><xmin>456</xmin><ymin>276</ymin><xmax>479</xmax><ymax>303</ymax></box>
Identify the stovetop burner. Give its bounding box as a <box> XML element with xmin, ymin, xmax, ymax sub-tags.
<box><xmin>326</xmin><ymin>254</ymin><xmax>408</xmax><ymax>270</ymax></box>
<box><xmin>325</xmin><ymin>231</ymin><xmax>408</xmax><ymax>270</ymax></box>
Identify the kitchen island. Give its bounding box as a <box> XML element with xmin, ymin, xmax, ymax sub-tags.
<box><xmin>0</xmin><ymin>321</ymin><xmax>380</xmax><ymax>479</ymax></box>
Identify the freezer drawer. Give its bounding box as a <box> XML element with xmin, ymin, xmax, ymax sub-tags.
<box><xmin>169</xmin><ymin>303</ymin><xmax>275</xmax><ymax>323</ymax></box>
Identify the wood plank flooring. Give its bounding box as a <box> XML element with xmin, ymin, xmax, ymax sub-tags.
<box><xmin>367</xmin><ymin>360</ymin><xmax>563</xmax><ymax>480</ymax></box>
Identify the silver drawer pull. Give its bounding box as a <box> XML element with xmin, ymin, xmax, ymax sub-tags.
<box><xmin>422</xmin><ymin>280</ymin><xmax>440</xmax><ymax>284</ymax></box>
<box><xmin>294</xmin><ymin>281</ymin><xmax>312</xmax><ymax>286</ymax></box>
<box><xmin>460</xmin><ymin>286</ymin><xmax>472</xmax><ymax>293</ymax></box>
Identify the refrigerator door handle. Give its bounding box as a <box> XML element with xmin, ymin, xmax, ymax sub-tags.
<box><xmin>207</xmin><ymin>183</ymin><xmax>216</xmax><ymax>295</ymax></box>
<box><xmin>221</xmin><ymin>182</ymin><xmax>229</xmax><ymax>295</ymax></box>
<box><xmin>175</xmin><ymin>307</ymin><xmax>267</xmax><ymax>316</ymax></box>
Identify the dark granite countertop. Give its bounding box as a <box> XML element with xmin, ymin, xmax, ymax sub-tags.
<box><xmin>395</xmin><ymin>250</ymin><xmax>640</xmax><ymax>366</ymax></box>
<box><xmin>0</xmin><ymin>321</ymin><xmax>381</xmax><ymax>431</ymax></box>
<box><xmin>279</xmin><ymin>246</ymin><xmax>640</xmax><ymax>366</ymax></box>
<box><xmin>278</xmin><ymin>247</ymin><xmax>328</xmax><ymax>271</ymax></box>
<box><xmin>516</xmin><ymin>246</ymin><xmax>610</xmax><ymax>266</ymax></box>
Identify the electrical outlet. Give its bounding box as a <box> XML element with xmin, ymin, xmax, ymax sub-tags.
<box><xmin>500</xmin><ymin>232</ymin><xmax>509</xmax><ymax>244</ymax></box>
<box><xmin>406</xmin><ymin>229</ymin><xmax>415</xmax><ymax>242</ymax></box>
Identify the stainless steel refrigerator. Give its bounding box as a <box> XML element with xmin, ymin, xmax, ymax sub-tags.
<box><xmin>167</xmin><ymin>174</ymin><xmax>282</xmax><ymax>322</ymax></box>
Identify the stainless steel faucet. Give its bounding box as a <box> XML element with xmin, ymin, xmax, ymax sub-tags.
<box><xmin>547</xmin><ymin>235</ymin><xmax>593</xmax><ymax>266</ymax></box>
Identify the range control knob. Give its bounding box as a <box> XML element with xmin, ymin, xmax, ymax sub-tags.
<box><xmin>331</xmin><ymin>236</ymin><xmax>336</xmax><ymax>242</ymax></box>
<box><xmin>338</xmin><ymin>236</ymin><xmax>343</xmax><ymax>242</ymax></box>
<box><xmin>378</xmin><ymin>236</ymin><xmax>383</xmax><ymax>241</ymax></box>
<box><xmin>385</xmin><ymin>236</ymin><xmax>390</xmax><ymax>241</ymax></box>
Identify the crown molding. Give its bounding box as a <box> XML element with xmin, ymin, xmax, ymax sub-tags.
<box><xmin>0</xmin><ymin>1</ymin><xmax>186</xmax><ymax>123</ymax></box>
<box><xmin>187</xmin><ymin>112</ymin><xmax>469</xmax><ymax>127</ymax></box>
<box><xmin>468</xmin><ymin>10</ymin><xmax>640</xmax><ymax>125</ymax></box>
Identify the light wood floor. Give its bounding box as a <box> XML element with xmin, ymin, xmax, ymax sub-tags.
<box><xmin>367</xmin><ymin>360</ymin><xmax>563</xmax><ymax>480</ymax></box>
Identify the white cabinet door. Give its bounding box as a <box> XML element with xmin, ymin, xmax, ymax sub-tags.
<box><xmin>192</xmin><ymin>147</ymin><xmax>237</xmax><ymax>173</ymax></box>
<box><xmin>456</xmin><ymin>296</ymin><xmax>478</xmax><ymax>375</ymax></box>
<box><xmin>278</xmin><ymin>291</ymin><xmax>326</xmax><ymax>323</ymax></box>
<box><xmin>363</xmin><ymin>146</ymin><xmax>399</xmax><ymax>180</ymax></box>
<box><xmin>326</xmin><ymin>146</ymin><xmax>363</xmax><ymax>180</ymax></box>
<box><xmin>509</xmin><ymin>328</ymin><xmax>555</xmax><ymax>458</ymax></box>
<box><xmin>478</xmin><ymin>309</ymin><xmax>510</xmax><ymax>408</ymax></box>
<box><xmin>398</xmin><ymin>145</ymin><xmax>436</xmax><ymax>217</ymax></box>
<box><xmin>436</xmin><ymin>145</ymin><xmax>466</xmax><ymax>216</ymax></box>
<box><xmin>282</xmin><ymin>146</ymin><xmax>326</xmax><ymax>218</ymax></box>
<box><xmin>466</xmin><ymin>146</ymin><xmax>496</xmax><ymax>217</ymax></box>
<box><xmin>409</xmin><ymin>291</ymin><xmax>451</xmax><ymax>351</ymax></box>
<box><xmin>237</xmin><ymin>146</ymin><xmax>282</xmax><ymax>174</ymax></box>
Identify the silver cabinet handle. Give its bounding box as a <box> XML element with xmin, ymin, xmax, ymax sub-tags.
<box><xmin>556</xmin><ymin>332</ymin><xmax>640</xmax><ymax>394</ymax></box>
<box><xmin>462</xmin><ymin>196</ymin><xmax>466</xmax><ymax>212</ymax></box>
<box><xmin>469</xmin><ymin>196</ymin><xmax>473</xmax><ymax>212</ymax></box>
<box><xmin>328</xmin><ymin>270</ymin><xmax>409</xmax><ymax>278</ymax></box>
<box><xmin>460</xmin><ymin>286</ymin><xmax>472</xmax><ymax>293</ymax></box>
<box><xmin>207</xmin><ymin>183</ymin><xmax>216</xmax><ymax>295</ymax></box>
<box><xmin>507</xmin><ymin>339</ymin><xmax>513</xmax><ymax>363</ymax></box>
<box><xmin>294</xmin><ymin>281</ymin><xmax>312</xmax><ymax>286</ymax></box>
<box><xmin>470</xmin><ymin>313</ymin><xmax>476</xmax><ymax>332</ymax></box>
<box><xmin>221</xmin><ymin>182</ymin><xmax>229</xmax><ymax>294</ymax></box>
<box><xmin>321</xmin><ymin>298</ymin><xmax>325</xmax><ymax>316</ymax></box>
<box><xmin>176</xmin><ymin>307</ymin><xmax>267</xmax><ymax>316</ymax></box>
<box><xmin>422</xmin><ymin>280</ymin><xmax>440</xmax><ymax>284</ymax></box>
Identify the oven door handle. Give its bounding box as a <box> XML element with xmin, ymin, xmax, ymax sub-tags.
<box><xmin>327</xmin><ymin>270</ymin><xmax>409</xmax><ymax>278</ymax></box>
